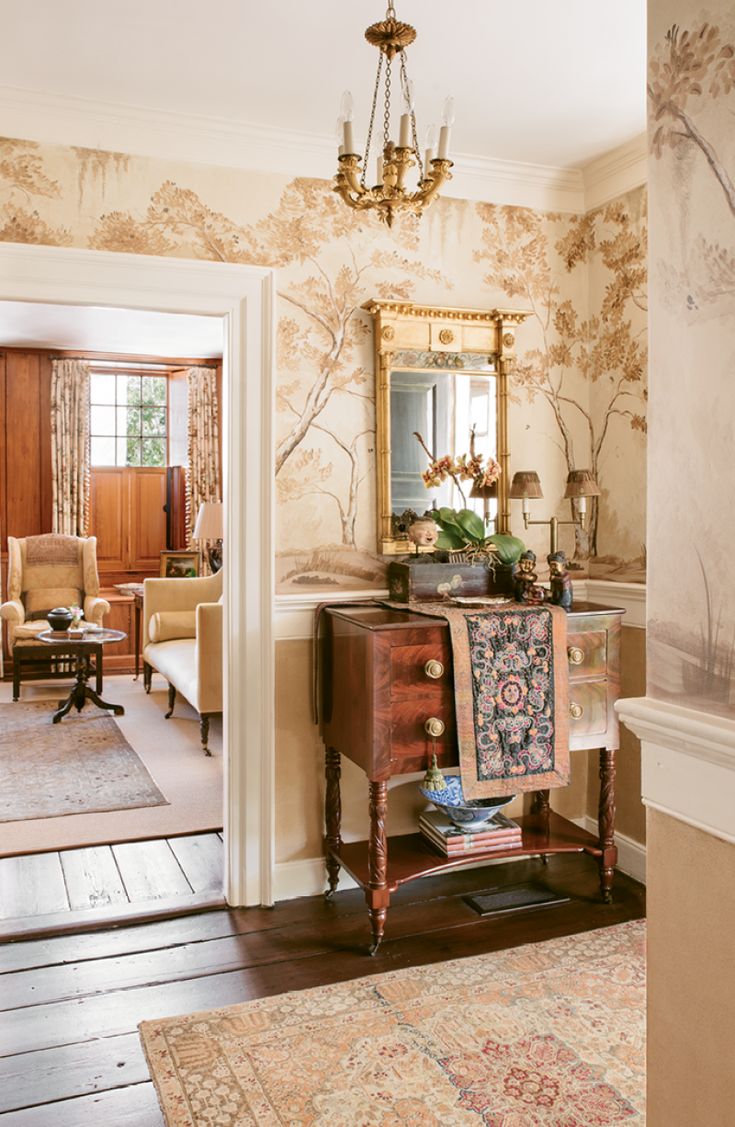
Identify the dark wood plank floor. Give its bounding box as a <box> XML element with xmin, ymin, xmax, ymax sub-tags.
<box><xmin>0</xmin><ymin>855</ymin><xmax>645</xmax><ymax>1124</ymax></box>
<box><xmin>0</xmin><ymin>833</ymin><xmax>224</xmax><ymax>940</ymax></box>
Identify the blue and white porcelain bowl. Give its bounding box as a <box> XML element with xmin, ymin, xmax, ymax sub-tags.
<box><xmin>419</xmin><ymin>774</ymin><xmax>515</xmax><ymax>831</ymax></box>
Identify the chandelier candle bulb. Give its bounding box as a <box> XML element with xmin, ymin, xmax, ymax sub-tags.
<box><xmin>399</xmin><ymin>113</ymin><xmax>411</xmax><ymax>147</ymax></box>
<box><xmin>377</xmin><ymin>156</ymin><xmax>384</xmax><ymax>183</ymax></box>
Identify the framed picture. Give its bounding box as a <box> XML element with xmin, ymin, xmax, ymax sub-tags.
<box><xmin>159</xmin><ymin>550</ymin><xmax>200</xmax><ymax>578</ymax></box>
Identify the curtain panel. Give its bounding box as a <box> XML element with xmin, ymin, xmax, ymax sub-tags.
<box><xmin>186</xmin><ymin>367</ymin><xmax>221</xmax><ymax>555</ymax></box>
<box><xmin>50</xmin><ymin>359</ymin><xmax>91</xmax><ymax>536</ymax></box>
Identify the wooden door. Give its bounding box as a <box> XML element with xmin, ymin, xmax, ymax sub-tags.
<box><xmin>90</xmin><ymin>468</ymin><xmax>127</xmax><ymax>572</ymax></box>
<box><xmin>128</xmin><ymin>468</ymin><xmax>167</xmax><ymax>571</ymax></box>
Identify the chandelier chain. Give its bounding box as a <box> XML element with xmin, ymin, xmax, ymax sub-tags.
<box><xmin>362</xmin><ymin>52</ymin><xmax>384</xmax><ymax>188</ymax></box>
<box><xmin>383</xmin><ymin>56</ymin><xmax>392</xmax><ymax>149</ymax></box>
<box><xmin>399</xmin><ymin>52</ymin><xmax>423</xmax><ymax>179</ymax></box>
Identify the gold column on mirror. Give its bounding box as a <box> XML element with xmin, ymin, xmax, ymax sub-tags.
<box><xmin>509</xmin><ymin>468</ymin><xmax>601</xmax><ymax>556</ymax></box>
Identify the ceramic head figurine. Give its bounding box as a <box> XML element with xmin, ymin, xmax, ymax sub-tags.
<box><xmin>407</xmin><ymin>518</ymin><xmax>439</xmax><ymax>554</ymax></box>
<box><xmin>548</xmin><ymin>550</ymin><xmax>573</xmax><ymax>610</ymax></box>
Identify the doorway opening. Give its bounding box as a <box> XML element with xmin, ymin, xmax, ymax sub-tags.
<box><xmin>0</xmin><ymin>244</ymin><xmax>275</xmax><ymax>930</ymax></box>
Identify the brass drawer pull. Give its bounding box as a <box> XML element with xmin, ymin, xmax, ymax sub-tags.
<box><xmin>424</xmin><ymin>717</ymin><xmax>445</xmax><ymax>738</ymax></box>
<box><xmin>568</xmin><ymin>646</ymin><xmax>585</xmax><ymax>666</ymax></box>
<box><xmin>570</xmin><ymin>702</ymin><xmax>584</xmax><ymax>720</ymax></box>
<box><xmin>424</xmin><ymin>659</ymin><xmax>444</xmax><ymax>680</ymax></box>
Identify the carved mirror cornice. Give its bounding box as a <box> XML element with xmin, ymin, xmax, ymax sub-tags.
<box><xmin>364</xmin><ymin>300</ymin><xmax>530</xmax><ymax>555</ymax></box>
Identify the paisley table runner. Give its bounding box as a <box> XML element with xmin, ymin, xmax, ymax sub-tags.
<box><xmin>399</xmin><ymin>600</ymin><xmax>570</xmax><ymax>799</ymax></box>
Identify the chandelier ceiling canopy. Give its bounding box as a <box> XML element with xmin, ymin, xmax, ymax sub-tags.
<box><xmin>333</xmin><ymin>2</ymin><xmax>454</xmax><ymax>228</ymax></box>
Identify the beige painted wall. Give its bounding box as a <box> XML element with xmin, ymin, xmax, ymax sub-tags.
<box><xmin>646</xmin><ymin>810</ymin><xmax>735</xmax><ymax>1126</ymax></box>
<box><xmin>587</xmin><ymin>625</ymin><xmax>646</xmax><ymax>844</ymax></box>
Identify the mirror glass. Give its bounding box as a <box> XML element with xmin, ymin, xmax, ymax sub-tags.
<box><xmin>390</xmin><ymin>363</ymin><xmax>498</xmax><ymax>525</ymax></box>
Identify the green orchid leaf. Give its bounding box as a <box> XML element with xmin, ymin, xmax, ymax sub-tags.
<box><xmin>453</xmin><ymin>509</ymin><xmax>487</xmax><ymax>543</ymax></box>
<box><xmin>487</xmin><ymin>532</ymin><xmax>526</xmax><ymax>565</ymax></box>
<box><xmin>435</xmin><ymin>529</ymin><xmax>467</xmax><ymax>550</ymax></box>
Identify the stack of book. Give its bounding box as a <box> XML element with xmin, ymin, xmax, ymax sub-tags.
<box><xmin>419</xmin><ymin>810</ymin><xmax>522</xmax><ymax>857</ymax></box>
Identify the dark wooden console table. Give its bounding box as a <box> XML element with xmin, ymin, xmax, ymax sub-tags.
<box><xmin>320</xmin><ymin>602</ymin><xmax>624</xmax><ymax>953</ymax></box>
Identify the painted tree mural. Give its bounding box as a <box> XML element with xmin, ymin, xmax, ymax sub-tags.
<box><xmin>474</xmin><ymin>201</ymin><xmax>647</xmax><ymax>557</ymax></box>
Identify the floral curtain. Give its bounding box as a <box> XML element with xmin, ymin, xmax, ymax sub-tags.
<box><xmin>50</xmin><ymin>359</ymin><xmax>91</xmax><ymax>536</ymax></box>
<box><xmin>186</xmin><ymin>367</ymin><xmax>221</xmax><ymax>553</ymax></box>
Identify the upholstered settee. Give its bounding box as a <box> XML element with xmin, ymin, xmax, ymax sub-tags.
<box><xmin>0</xmin><ymin>534</ymin><xmax>109</xmax><ymax>649</ymax></box>
<box><xmin>142</xmin><ymin>569</ymin><xmax>222</xmax><ymax>755</ymax></box>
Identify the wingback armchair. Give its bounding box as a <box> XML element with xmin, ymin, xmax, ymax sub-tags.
<box><xmin>1</xmin><ymin>534</ymin><xmax>109</xmax><ymax>650</ymax></box>
<box><xmin>142</xmin><ymin>569</ymin><xmax>222</xmax><ymax>755</ymax></box>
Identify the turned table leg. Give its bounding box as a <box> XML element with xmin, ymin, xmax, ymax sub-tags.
<box><xmin>367</xmin><ymin>779</ymin><xmax>389</xmax><ymax>956</ymax></box>
<box><xmin>533</xmin><ymin>788</ymin><xmax>551</xmax><ymax>864</ymax></box>
<box><xmin>598</xmin><ymin>748</ymin><xmax>618</xmax><ymax>903</ymax></box>
<box><xmin>324</xmin><ymin>747</ymin><xmax>342</xmax><ymax>899</ymax></box>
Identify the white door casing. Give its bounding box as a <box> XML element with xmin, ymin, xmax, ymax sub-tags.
<box><xmin>0</xmin><ymin>242</ymin><xmax>276</xmax><ymax>906</ymax></box>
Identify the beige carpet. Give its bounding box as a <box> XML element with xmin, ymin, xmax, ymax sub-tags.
<box><xmin>0</xmin><ymin>701</ymin><xmax>168</xmax><ymax>821</ymax></box>
<box><xmin>140</xmin><ymin>920</ymin><xmax>646</xmax><ymax>1126</ymax></box>
<box><xmin>0</xmin><ymin>674</ymin><xmax>222</xmax><ymax>855</ymax></box>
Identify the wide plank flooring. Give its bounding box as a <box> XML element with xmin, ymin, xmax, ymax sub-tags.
<box><xmin>0</xmin><ymin>833</ymin><xmax>224</xmax><ymax>940</ymax></box>
<box><xmin>0</xmin><ymin>854</ymin><xmax>646</xmax><ymax>1123</ymax></box>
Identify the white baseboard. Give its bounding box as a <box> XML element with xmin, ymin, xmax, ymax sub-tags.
<box><xmin>572</xmin><ymin>816</ymin><xmax>646</xmax><ymax>884</ymax></box>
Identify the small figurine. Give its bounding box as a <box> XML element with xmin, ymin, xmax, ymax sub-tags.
<box><xmin>548</xmin><ymin>550</ymin><xmax>573</xmax><ymax>610</ymax></box>
<box><xmin>407</xmin><ymin>518</ymin><xmax>439</xmax><ymax>555</ymax></box>
<box><xmin>514</xmin><ymin>550</ymin><xmax>544</xmax><ymax>604</ymax></box>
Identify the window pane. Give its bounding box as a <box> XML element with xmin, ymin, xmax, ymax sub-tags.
<box><xmin>142</xmin><ymin>376</ymin><xmax>167</xmax><ymax>405</ymax></box>
<box><xmin>142</xmin><ymin>437</ymin><xmax>166</xmax><ymax>466</ymax></box>
<box><xmin>124</xmin><ymin>375</ymin><xmax>143</xmax><ymax>407</ymax></box>
<box><xmin>90</xmin><ymin>436</ymin><xmax>116</xmax><ymax>465</ymax></box>
<box><xmin>142</xmin><ymin>406</ymin><xmax>166</xmax><ymax>436</ymax></box>
<box><xmin>124</xmin><ymin>406</ymin><xmax>142</xmax><ymax>437</ymax></box>
<box><xmin>126</xmin><ymin>437</ymin><xmax>142</xmax><ymax>465</ymax></box>
<box><xmin>116</xmin><ymin>436</ymin><xmax>127</xmax><ymax>464</ymax></box>
<box><xmin>90</xmin><ymin>373</ymin><xmax>116</xmax><ymax>404</ymax></box>
<box><xmin>90</xmin><ymin>404</ymin><xmax>116</xmax><ymax>436</ymax></box>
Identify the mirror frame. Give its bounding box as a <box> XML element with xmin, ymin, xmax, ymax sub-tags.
<box><xmin>364</xmin><ymin>300</ymin><xmax>530</xmax><ymax>554</ymax></box>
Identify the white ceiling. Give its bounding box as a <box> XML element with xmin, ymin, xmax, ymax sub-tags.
<box><xmin>0</xmin><ymin>0</ymin><xmax>646</xmax><ymax>168</ymax></box>
<box><xmin>0</xmin><ymin>301</ymin><xmax>223</xmax><ymax>358</ymax></box>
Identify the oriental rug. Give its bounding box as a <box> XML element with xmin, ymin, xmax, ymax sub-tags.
<box><xmin>140</xmin><ymin>919</ymin><xmax>645</xmax><ymax>1126</ymax></box>
<box><xmin>0</xmin><ymin>701</ymin><xmax>168</xmax><ymax>821</ymax></box>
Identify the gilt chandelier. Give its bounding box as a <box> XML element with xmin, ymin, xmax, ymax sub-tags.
<box><xmin>333</xmin><ymin>2</ymin><xmax>454</xmax><ymax>227</ymax></box>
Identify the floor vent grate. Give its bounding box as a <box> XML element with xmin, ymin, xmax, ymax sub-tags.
<box><xmin>463</xmin><ymin>882</ymin><xmax>571</xmax><ymax>917</ymax></box>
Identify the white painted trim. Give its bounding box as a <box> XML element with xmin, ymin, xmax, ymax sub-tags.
<box><xmin>275</xmin><ymin>588</ymin><xmax>388</xmax><ymax>641</ymax></box>
<box><xmin>581</xmin><ymin>134</ymin><xmax>648</xmax><ymax>210</ymax></box>
<box><xmin>0</xmin><ymin>85</ymin><xmax>644</xmax><ymax>214</ymax></box>
<box><xmin>274</xmin><ymin>580</ymin><xmax>647</xmax><ymax>642</ymax></box>
<box><xmin>572</xmin><ymin>816</ymin><xmax>646</xmax><ymax>884</ymax></box>
<box><xmin>617</xmin><ymin>696</ymin><xmax>735</xmax><ymax>846</ymax></box>
<box><xmin>0</xmin><ymin>243</ymin><xmax>276</xmax><ymax>908</ymax></box>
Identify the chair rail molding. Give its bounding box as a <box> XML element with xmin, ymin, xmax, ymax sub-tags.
<box><xmin>617</xmin><ymin>696</ymin><xmax>735</xmax><ymax>845</ymax></box>
<box><xmin>0</xmin><ymin>242</ymin><xmax>276</xmax><ymax>907</ymax></box>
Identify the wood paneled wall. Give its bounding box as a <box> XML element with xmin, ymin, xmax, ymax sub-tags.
<box><xmin>0</xmin><ymin>351</ymin><xmax>53</xmax><ymax>548</ymax></box>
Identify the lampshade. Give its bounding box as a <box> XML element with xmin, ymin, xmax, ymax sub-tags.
<box><xmin>192</xmin><ymin>501</ymin><xmax>223</xmax><ymax>541</ymax></box>
<box><xmin>509</xmin><ymin>471</ymin><xmax>543</xmax><ymax>499</ymax></box>
<box><xmin>563</xmin><ymin>470</ymin><xmax>601</xmax><ymax>499</ymax></box>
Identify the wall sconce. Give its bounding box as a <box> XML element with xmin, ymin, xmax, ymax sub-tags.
<box><xmin>509</xmin><ymin>469</ymin><xmax>600</xmax><ymax>555</ymax></box>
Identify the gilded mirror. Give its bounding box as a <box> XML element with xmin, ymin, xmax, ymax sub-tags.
<box><xmin>364</xmin><ymin>301</ymin><xmax>530</xmax><ymax>554</ymax></box>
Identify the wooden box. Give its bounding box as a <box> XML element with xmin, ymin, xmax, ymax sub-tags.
<box><xmin>387</xmin><ymin>558</ymin><xmax>515</xmax><ymax>603</ymax></box>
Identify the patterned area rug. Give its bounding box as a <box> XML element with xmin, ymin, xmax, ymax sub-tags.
<box><xmin>0</xmin><ymin>702</ymin><xmax>168</xmax><ymax>821</ymax></box>
<box><xmin>140</xmin><ymin>920</ymin><xmax>645</xmax><ymax>1126</ymax></box>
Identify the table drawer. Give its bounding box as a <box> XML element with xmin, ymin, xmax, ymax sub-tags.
<box><xmin>567</xmin><ymin>630</ymin><xmax>607</xmax><ymax>680</ymax></box>
<box><xmin>390</xmin><ymin>643</ymin><xmax>452</xmax><ymax>699</ymax></box>
<box><xmin>568</xmin><ymin>680</ymin><xmax>608</xmax><ymax>736</ymax></box>
<box><xmin>389</xmin><ymin>697</ymin><xmax>457</xmax><ymax>774</ymax></box>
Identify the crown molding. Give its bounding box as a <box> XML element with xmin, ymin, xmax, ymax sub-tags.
<box><xmin>0</xmin><ymin>85</ymin><xmax>641</xmax><ymax>214</ymax></box>
<box><xmin>581</xmin><ymin>133</ymin><xmax>648</xmax><ymax>210</ymax></box>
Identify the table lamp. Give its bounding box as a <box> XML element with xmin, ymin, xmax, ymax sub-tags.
<box><xmin>193</xmin><ymin>501</ymin><xmax>223</xmax><ymax>573</ymax></box>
